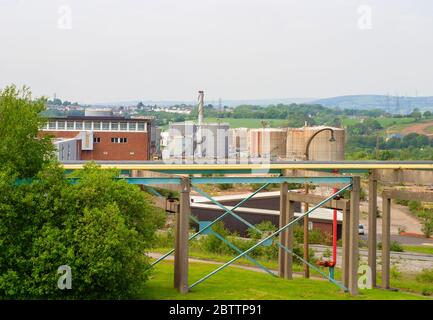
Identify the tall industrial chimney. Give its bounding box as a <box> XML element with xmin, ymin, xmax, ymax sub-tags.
<box><xmin>195</xmin><ymin>91</ymin><xmax>205</xmax><ymax>160</ymax></box>
<box><xmin>198</xmin><ymin>90</ymin><xmax>204</xmax><ymax>126</ymax></box>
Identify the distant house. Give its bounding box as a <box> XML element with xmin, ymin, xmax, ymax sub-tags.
<box><xmin>386</xmin><ymin>133</ymin><xmax>402</xmax><ymax>141</ymax></box>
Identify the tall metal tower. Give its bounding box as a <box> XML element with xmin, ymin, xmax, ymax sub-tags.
<box><xmin>196</xmin><ymin>91</ymin><xmax>205</xmax><ymax>159</ymax></box>
<box><xmin>198</xmin><ymin>91</ymin><xmax>204</xmax><ymax>126</ymax></box>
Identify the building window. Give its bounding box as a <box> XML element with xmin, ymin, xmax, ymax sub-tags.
<box><xmin>94</xmin><ymin>137</ymin><xmax>101</xmax><ymax>143</ymax></box>
<box><xmin>128</xmin><ymin>122</ymin><xmax>137</xmax><ymax>131</ymax></box>
<box><xmin>137</xmin><ymin>122</ymin><xmax>145</xmax><ymax>131</ymax></box>
<box><xmin>84</xmin><ymin>121</ymin><xmax>92</xmax><ymax>130</ymax></box>
<box><xmin>102</xmin><ymin>121</ymin><xmax>110</xmax><ymax>130</ymax></box>
<box><xmin>93</xmin><ymin>121</ymin><xmax>101</xmax><ymax>130</ymax></box>
<box><xmin>111</xmin><ymin>137</ymin><xmax>128</xmax><ymax>144</ymax></box>
<box><xmin>58</xmin><ymin>121</ymin><xmax>65</xmax><ymax>130</ymax></box>
<box><xmin>67</xmin><ymin>121</ymin><xmax>74</xmax><ymax>130</ymax></box>
<box><xmin>49</xmin><ymin>121</ymin><xmax>56</xmax><ymax>130</ymax></box>
<box><xmin>76</xmin><ymin>121</ymin><xmax>83</xmax><ymax>130</ymax></box>
<box><xmin>120</xmin><ymin>122</ymin><xmax>127</xmax><ymax>131</ymax></box>
<box><xmin>111</xmin><ymin>122</ymin><xmax>118</xmax><ymax>130</ymax></box>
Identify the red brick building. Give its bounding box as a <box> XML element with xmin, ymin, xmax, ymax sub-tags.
<box><xmin>40</xmin><ymin>115</ymin><xmax>154</xmax><ymax>161</ymax></box>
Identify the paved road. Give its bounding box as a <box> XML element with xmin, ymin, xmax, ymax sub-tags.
<box><xmin>361</xmin><ymin>233</ymin><xmax>433</xmax><ymax>246</ymax></box>
<box><xmin>359</xmin><ymin>196</ymin><xmax>423</xmax><ymax>235</ymax></box>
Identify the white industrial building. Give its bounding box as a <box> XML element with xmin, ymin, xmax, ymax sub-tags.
<box><xmin>161</xmin><ymin>91</ymin><xmax>229</xmax><ymax>162</ymax></box>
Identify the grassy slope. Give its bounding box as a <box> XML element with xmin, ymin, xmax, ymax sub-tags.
<box><xmin>140</xmin><ymin>261</ymin><xmax>427</xmax><ymax>300</ymax></box>
<box><xmin>402</xmin><ymin>245</ymin><xmax>433</xmax><ymax>255</ymax></box>
<box><xmin>150</xmin><ymin>247</ymin><xmax>433</xmax><ymax>297</ymax></box>
<box><xmin>341</xmin><ymin>117</ymin><xmax>416</xmax><ymax>128</ymax></box>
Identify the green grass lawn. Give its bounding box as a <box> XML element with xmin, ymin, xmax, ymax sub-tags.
<box><xmin>341</xmin><ymin>117</ymin><xmax>416</xmax><ymax>129</ymax></box>
<box><xmin>150</xmin><ymin>247</ymin><xmax>341</xmax><ymax>279</ymax></box>
<box><xmin>403</xmin><ymin>245</ymin><xmax>433</xmax><ymax>255</ymax></box>
<box><xmin>149</xmin><ymin>247</ymin><xmax>433</xmax><ymax>298</ymax></box>
<box><xmin>140</xmin><ymin>261</ymin><xmax>428</xmax><ymax>300</ymax></box>
<box><xmin>204</xmin><ymin>118</ymin><xmax>289</xmax><ymax>128</ymax></box>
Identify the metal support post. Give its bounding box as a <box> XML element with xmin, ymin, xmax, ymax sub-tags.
<box><xmin>348</xmin><ymin>176</ymin><xmax>360</xmax><ymax>295</ymax></box>
<box><xmin>368</xmin><ymin>170</ymin><xmax>378</xmax><ymax>287</ymax></box>
<box><xmin>174</xmin><ymin>177</ymin><xmax>190</xmax><ymax>293</ymax></box>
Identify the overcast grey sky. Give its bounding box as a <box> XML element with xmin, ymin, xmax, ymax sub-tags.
<box><xmin>0</xmin><ymin>0</ymin><xmax>432</xmax><ymax>103</ymax></box>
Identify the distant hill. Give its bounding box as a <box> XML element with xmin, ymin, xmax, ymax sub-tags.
<box><xmin>93</xmin><ymin>98</ymin><xmax>314</xmax><ymax>108</ymax></box>
<box><xmin>93</xmin><ymin>95</ymin><xmax>433</xmax><ymax>113</ymax></box>
<box><xmin>311</xmin><ymin>95</ymin><xmax>433</xmax><ymax>113</ymax></box>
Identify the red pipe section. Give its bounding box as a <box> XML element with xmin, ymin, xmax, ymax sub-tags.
<box><xmin>330</xmin><ymin>188</ymin><xmax>338</xmax><ymax>267</ymax></box>
<box><xmin>330</xmin><ymin>168</ymin><xmax>339</xmax><ymax>267</ymax></box>
<box><xmin>318</xmin><ymin>170</ymin><xmax>339</xmax><ymax>268</ymax></box>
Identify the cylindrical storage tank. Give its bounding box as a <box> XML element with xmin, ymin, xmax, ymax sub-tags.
<box><xmin>267</xmin><ymin>128</ymin><xmax>287</xmax><ymax>159</ymax></box>
<box><xmin>228</xmin><ymin>128</ymin><xmax>249</xmax><ymax>155</ymax></box>
<box><xmin>201</xmin><ymin>123</ymin><xmax>229</xmax><ymax>160</ymax></box>
<box><xmin>249</xmin><ymin>128</ymin><xmax>287</xmax><ymax>159</ymax></box>
<box><xmin>303</xmin><ymin>126</ymin><xmax>345</xmax><ymax>160</ymax></box>
<box><xmin>286</xmin><ymin>128</ymin><xmax>306</xmax><ymax>160</ymax></box>
<box><xmin>249</xmin><ymin>129</ymin><xmax>261</xmax><ymax>158</ymax></box>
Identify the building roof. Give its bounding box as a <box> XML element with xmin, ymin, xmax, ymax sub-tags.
<box><xmin>190</xmin><ymin>202</ymin><xmax>343</xmax><ymax>222</ymax></box>
<box><xmin>47</xmin><ymin>115</ymin><xmax>153</xmax><ymax>121</ymax></box>
<box><xmin>190</xmin><ymin>190</ymin><xmax>343</xmax><ymax>222</ymax></box>
<box><xmin>191</xmin><ymin>190</ymin><xmax>285</xmax><ymax>203</ymax></box>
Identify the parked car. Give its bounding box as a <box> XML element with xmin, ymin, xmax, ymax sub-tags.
<box><xmin>359</xmin><ymin>224</ymin><xmax>365</xmax><ymax>235</ymax></box>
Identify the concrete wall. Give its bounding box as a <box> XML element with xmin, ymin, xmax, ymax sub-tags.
<box><xmin>55</xmin><ymin>138</ymin><xmax>80</xmax><ymax>161</ymax></box>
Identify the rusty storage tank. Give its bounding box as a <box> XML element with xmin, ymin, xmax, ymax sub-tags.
<box><xmin>286</xmin><ymin>126</ymin><xmax>345</xmax><ymax>160</ymax></box>
<box><xmin>228</xmin><ymin>128</ymin><xmax>250</xmax><ymax>156</ymax></box>
<box><xmin>249</xmin><ymin>128</ymin><xmax>287</xmax><ymax>159</ymax></box>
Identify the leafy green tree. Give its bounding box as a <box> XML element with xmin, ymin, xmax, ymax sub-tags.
<box><xmin>0</xmin><ymin>85</ymin><xmax>165</xmax><ymax>298</ymax></box>
<box><xmin>0</xmin><ymin>163</ymin><xmax>165</xmax><ymax>299</ymax></box>
<box><xmin>410</xmin><ymin>108</ymin><xmax>422</xmax><ymax>121</ymax></box>
<box><xmin>0</xmin><ymin>85</ymin><xmax>54</xmax><ymax>177</ymax></box>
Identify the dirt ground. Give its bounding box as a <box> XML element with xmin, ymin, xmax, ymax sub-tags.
<box><xmin>359</xmin><ymin>196</ymin><xmax>423</xmax><ymax>235</ymax></box>
<box><xmin>400</xmin><ymin>121</ymin><xmax>433</xmax><ymax>136</ymax></box>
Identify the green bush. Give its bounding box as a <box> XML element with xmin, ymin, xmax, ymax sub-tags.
<box><xmin>152</xmin><ymin>228</ymin><xmax>175</xmax><ymax>248</ymax></box>
<box><xmin>247</xmin><ymin>220</ymin><xmax>276</xmax><ymax>240</ymax></box>
<box><xmin>395</xmin><ymin>198</ymin><xmax>409</xmax><ymax>206</ymax></box>
<box><xmin>408</xmin><ymin>200</ymin><xmax>422</xmax><ymax>212</ymax></box>
<box><xmin>200</xmin><ymin>222</ymin><xmax>232</xmax><ymax>254</ymax></box>
<box><xmin>416</xmin><ymin>268</ymin><xmax>433</xmax><ymax>284</ymax></box>
<box><xmin>217</xmin><ymin>183</ymin><xmax>234</xmax><ymax>191</ymax></box>
<box><xmin>293</xmin><ymin>225</ymin><xmax>331</xmax><ymax>245</ymax></box>
<box><xmin>377</xmin><ymin>240</ymin><xmax>404</xmax><ymax>252</ymax></box>
<box><xmin>421</xmin><ymin>288</ymin><xmax>432</xmax><ymax>296</ymax></box>
<box><xmin>418</xmin><ymin>211</ymin><xmax>433</xmax><ymax>238</ymax></box>
<box><xmin>0</xmin><ymin>164</ymin><xmax>165</xmax><ymax>299</ymax></box>
<box><xmin>390</xmin><ymin>266</ymin><xmax>402</xmax><ymax>280</ymax></box>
